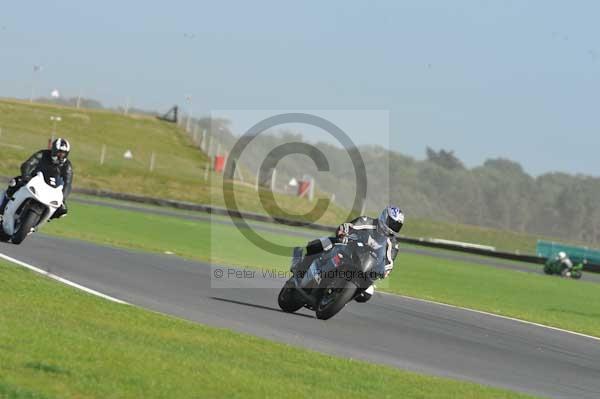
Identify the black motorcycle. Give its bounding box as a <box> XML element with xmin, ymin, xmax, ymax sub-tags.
<box><xmin>278</xmin><ymin>234</ymin><xmax>383</xmax><ymax>320</ymax></box>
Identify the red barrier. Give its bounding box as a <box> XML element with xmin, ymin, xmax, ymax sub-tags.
<box><xmin>214</xmin><ymin>155</ymin><xmax>225</xmax><ymax>173</ymax></box>
<box><xmin>297</xmin><ymin>180</ymin><xmax>310</xmax><ymax>197</ymax></box>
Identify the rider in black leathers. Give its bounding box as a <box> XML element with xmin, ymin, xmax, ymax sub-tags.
<box><xmin>293</xmin><ymin>206</ymin><xmax>404</xmax><ymax>303</ymax></box>
<box><xmin>1</xmin><ymin>138</ymin><xmax>73</xmax><ymax>219</ymax></box>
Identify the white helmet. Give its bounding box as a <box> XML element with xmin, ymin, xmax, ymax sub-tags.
<box><xmin>558</xmin><ymin>251</ymin><xmax>567</xmax><ymax>260</ymax></box>
<box><xmin>51</xmin><ymin>138</ymin><xmax>71</xmax><ymax>165</ymax></box>
<box><xmin>377</xmin><ymin>206</ymin><xmax>404</xmax><ymax>237</ymax></box>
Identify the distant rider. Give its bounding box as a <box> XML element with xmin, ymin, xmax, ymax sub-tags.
<box><xmin>293</xmin><ymin>206</ymin><xmax>404</xmax><ymax>303</ymax></box>
<box><xmin>0</xmin><ymin>138</ymin><xmax>73</xmax><ymax>219</ymax></box>
<box><xmin>550</xmin><ymin>251</ymin><xmax>574</xmax><ymax>277</ymax></box>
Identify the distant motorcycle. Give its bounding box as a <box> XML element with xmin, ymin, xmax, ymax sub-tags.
<box><xmin>543</xmin><ymin>259</ymin><xmax>583</xmax><ymax>279</ymax></box>
<box><xmin>278</xmin><ymin>234</ymin><xmax>384</xmax><ymax>320</ymax></box>
<box><xmin>0</xmin><ymin>171</ymin><xmax>64</xmax><ymax>245</ymax></box>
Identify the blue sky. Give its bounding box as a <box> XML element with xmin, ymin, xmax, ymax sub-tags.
<box><xmin>1</xmin><ymin>0</ymin><xmax>599</xmax><ymax>176</ymax></box>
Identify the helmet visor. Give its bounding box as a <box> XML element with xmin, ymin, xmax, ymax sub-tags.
<box><xmin>386</xmin><ymin>215</ymin><xmax>403</xmax><ymax>234</ymax></box>
<box><xmin>55</xmin><ymin>150</ymin><xmax>68</xmax><ymax>161</ymax></box>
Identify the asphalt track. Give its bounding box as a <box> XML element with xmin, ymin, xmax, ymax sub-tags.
<box><xmin>2</xmin><ymin>234</ymin><xmax>600</xmax><ymax>399</ymax></box>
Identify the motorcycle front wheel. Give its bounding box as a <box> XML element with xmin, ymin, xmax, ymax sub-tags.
<box><xmin>11</xmin><ymin>210</ymin><xmax>39</xmax><ymax>245</ymax></box>
<box><xmin>0</xmin><ymin>223</ymin><xmax>9</xmax><ymax>242</ymax></box>
<box><xmin>278</xmin><ymin>278</ymin><xmax>305</xmax><ymax>313</ymax></box>
<box><xmin>316</xmin><ymin>278</ymin><xmax>357</xmax><ymax>320</ymax></box>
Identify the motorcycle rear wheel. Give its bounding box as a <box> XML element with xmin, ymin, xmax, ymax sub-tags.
<box><xmin>316</xmin><ymin>279</ymin><xmax>357</xmax><ymax>320</ymax></box>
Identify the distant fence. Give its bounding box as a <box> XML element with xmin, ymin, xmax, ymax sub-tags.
<box><xmin>0</xmin><ymin>126</ymin><xmax>206</xmax><ymax>178</ymax></box>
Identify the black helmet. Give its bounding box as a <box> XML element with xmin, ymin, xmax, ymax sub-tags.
<box><xmin>377</xmin><ymin>206</ymin><xmax>404</xmax><ymax>237</ymax></box>
<box><xmin>51</xmin><ymin>138</ymin><xmax>71</xmax><ymax>165</ymax></box>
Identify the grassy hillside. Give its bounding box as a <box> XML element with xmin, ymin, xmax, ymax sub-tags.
<box><xmin>0</xmin><ymin>99</ymin><xmax>347</xmax><ymax>224</ymax></box>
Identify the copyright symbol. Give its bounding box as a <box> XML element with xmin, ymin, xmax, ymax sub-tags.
<box><xmin>213</xmin><ymin>268</ymin><xmax>224</xmax><ymax>279</ymax></box>
<box><xmin>223</xmin><ymin>113</ymin><xmax>367</xmax><ymax>257</ymax></box>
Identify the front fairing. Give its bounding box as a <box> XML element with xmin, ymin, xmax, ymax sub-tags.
<box><xmin>26</xmin><ymin>173</ymin><xmax>64</xmax><ymax>208</ymax></box>
<box><xmin>300</xmin><ymin>245</ymin><xmax>347</xmax><ymax>289</ymax></box>
<box><xmin>347</xmin><ymin>230</ymin><xmax>388</xmax><ymax>275</ymax></box>
<box><xmin>2</xmin><ymin>173</ymin><xmax>63</xmax><ymax>235</ymax></box>
<box><xmin>300</xmin><ymin>233</ymin><xmax>387</xmax><ymax>289</ymax></box>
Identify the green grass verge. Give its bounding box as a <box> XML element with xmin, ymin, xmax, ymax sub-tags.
<box><xmin>72</xmin><ymin>193</ymin><xmax>552</xmax><ymax>254</ymax></box>
<box><xmin>402</xmin><ymin>217</ymin><xmax>542</xmax><ymax>254</ymax></box>
<box><xmin>43</xmin><ymin>201</ymin><xmax>600</xmax><ymax>338</ymax></box>
<box><xmin>401</xmin><ymin>217</ymin><xmax>596</xmax><ymax>255</ymax></box>
<box><xmin>388</xmin><ymin>255</ymin><xmax>600</xmax><ymax>337</ymax></box>
<box><xmin>0</xmin><ymin>261</ymin><xmax>537</xmax><ymax>399</ymax></box>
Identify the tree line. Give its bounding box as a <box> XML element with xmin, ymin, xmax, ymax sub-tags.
<box><xmin>202</xmin><ymin>119</ymin><xmax>599</xmax><ymax>246</ymax></box>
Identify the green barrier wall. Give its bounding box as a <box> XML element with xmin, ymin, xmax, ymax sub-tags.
<box><xmin>537</xmin><ymin>240</ymin><xmax>600</xmax><ymax>264</ymax></box>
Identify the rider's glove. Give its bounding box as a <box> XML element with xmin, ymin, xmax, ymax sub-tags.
<box><xmin>51</xmin><ymin>204</ymin><xmax>68</xmax><ymax>220</ymax></box>
<box><xmin>336</xmin><ymin>223</ymin><xmax>351</xmax><ymax>238</ymax></box>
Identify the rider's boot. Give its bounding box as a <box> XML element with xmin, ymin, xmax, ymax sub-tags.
<box><xmin>291</xmin><ymin>237</ymin><xmax>334</xmax><ymax>280</ymax></box>
<box><xmin>355</xmin><ymin>284</ymin><xmax>375</xmax><ymax>303</ymax></box>
<box><xmin>290</xmin><ymin>247</ymin><xmax>303</xmax><ymax>270</ymax></box>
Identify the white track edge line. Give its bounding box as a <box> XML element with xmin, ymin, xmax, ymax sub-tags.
<box><xmin>0</xmin><ymin>252</ymin><xmax>129</xmax><ymax>305</ymax></box>
<box><xmin>380</xmin><ymin>291</ymin><xmax>600</xmax><ymax>342</ymax></box>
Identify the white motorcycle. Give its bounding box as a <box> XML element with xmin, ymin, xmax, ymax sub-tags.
<box><xmin>0</xmin><ymin>171</ymin><xmax>64</xmax><ymax>245</ymax></box>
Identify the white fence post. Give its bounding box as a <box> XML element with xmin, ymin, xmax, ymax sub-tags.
<box><xmin>186</xmin><ymin>114</ymin><xmax>192</xmax><ymax>133</ymax></box>
<box><xmin>100</xmin><ymin>144</ymin><xmax>106</xmax><ymax>165</ymax></box>
<box><xmin>193</xmin><ymin>125</ymin><xmax>199</xmax><ymax>144</ymax></box>
<box><xmin>206</xmin><ymin>135</ymin><xmax>212</xmax><ymax>157</ymax></box>
<box><xmin>271</xmin><ymin>168</ymin><xmax>277</xmax><ymax>191</ymax></box>
<box><xmin>255</xmin><ymin>166</ymin><xmax>260</xmax><ymax>191</ymax></box>
<box><xmin>233</xmin><ymin>155</ymin><xmax>244</xmax><ymax>182</ymax></box>
<box><xmin>149</xmin><ymin>152</ymin><xmax>156</xmax><ymax>172</ymax></box>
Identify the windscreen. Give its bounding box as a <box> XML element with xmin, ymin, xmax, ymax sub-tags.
<box><xmin>38</xmin><ymin>165</ymin><xmax>64</xmax><ymax>188</ymax></box>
